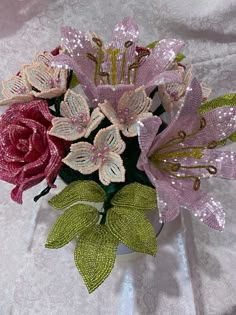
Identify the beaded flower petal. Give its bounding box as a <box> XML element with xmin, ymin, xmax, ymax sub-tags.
<box><xmin>52</xmin><ymin>18</ymin><xmax>184</xmax><ymax>107</ymax></box>
<box><xmin>137</xmin><ymin>79</ymin><xmax>236</xmax><ymax>231</ymax></box>
<box><xmin>0</xmin><ymin>72</ymin><xmax>33</xmax><ymax>106</ymax></box>
<box><xmin>159</xmin><ymin>65</ymin><xmax>212</xmax><ymax>112</ymax></box>
<box><xmin>48</xmin><ymin>90</ymin><xmax>104</xmax><ymax>141</ymax></box>
<box><xmin>99</xmin><ymin>87</ymin><xmax>152</xmax><ymax>137</ymax></box>
<box><xmin>24</xmin><ymin>63</ymin><xmax>67</xmax><ymax>99</ymax></box>
<box><xmin>63</xmin><ymin>126</ymin><xmax>126</xmax><ymax>185</ymax></box>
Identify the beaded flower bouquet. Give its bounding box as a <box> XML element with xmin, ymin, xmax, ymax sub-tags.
<box><xmin>0</xmin><ymin>18</ymin><xmax>236</xmax><ymax>293</ymax></box>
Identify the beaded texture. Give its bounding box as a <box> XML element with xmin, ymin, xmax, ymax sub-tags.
<box><xmin>137</xmin><ymin>79</ymin><xmax>236</xmax><ymax>230</ymax></box>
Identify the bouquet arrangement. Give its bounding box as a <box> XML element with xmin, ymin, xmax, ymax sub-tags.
<box><xmin>0</xmin><ymin>18</ymin><xmax>235</xmax><ymax>293</ymax></box>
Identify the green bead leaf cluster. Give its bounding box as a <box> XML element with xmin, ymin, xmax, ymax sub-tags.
<box><xmin>46</xmin><ymin>180</ymin><xmax>158</xmax><ymax>292</ymax></box>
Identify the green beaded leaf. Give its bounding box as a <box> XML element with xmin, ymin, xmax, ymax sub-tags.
<box><xmin>174</xmin><ymin>53</ymin><xmax>185</xmax><ymax>62</ymax></box>
<box><xmin>74</xmin><ymin>225</ymin><xmax>119</xmax><ymax>293</ymax></box>
<box><xmin>45</xmin><ymin>204</ymin><xmax>99</xmax><ymax>249</ymax></box>
<box><xmin>111</xmin><ymin>182</ymin><xmax>157</xmax><ymax>210</ymax></box>
<box><xmin>229</xmin><ymin>132</ymin><xmax>236</xmax><ymax>142</ymax></box>
<box><xmin>49</xmin><ymin>180</ymin><xmax>106</xmax><ymax>210</ymax></box>
<box><xmin>199</xmin><ymin>94</ymin><xmax>236</xmax><ymax>114</ymax></box>
<box><xmin>146</xmin><ymin>40</ymin><xmax>159</xmax><ymax>49</ymax></box>
<box><xmin>106</xmin><ymin>206</ymin><xmax>157</xmax><ymax>256</ymax></box>
<box><xmin>69</xmin><ymin>72</ymin><xmax>79</xmax><ymax>88</ymax></box>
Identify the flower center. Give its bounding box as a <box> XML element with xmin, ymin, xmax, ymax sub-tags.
<box><xmin>90</xmin><ymin>145</ymin><xmax>109</xmax><ymax>163</ymax></box>
<box><xmin>150</xmin><ymin>117</ymin><xmax>218</xmax><ymax>191</ymax></box>
<box><xmin>70</xmin><ymin>113</ymin><xmax>89</xmax><ymax>132</ymax></box>
<box><xmin>49</xmin><ymin>77</ymin><xmax>61</xmax><ymax>88</ymax></box>
<box><xmin>86</xmin><ymin>37</ymin><xmax>150</xmax><ymax>86</ymax></box>
<box><xmin>16</xmin><ymin>139</ymin><xmax>29</xmax><ymax>152</ymax></box>
<box><xmin>117</xmin><ymin>108</ymin><xmax>135</xmax><ymax>124</ymax></box>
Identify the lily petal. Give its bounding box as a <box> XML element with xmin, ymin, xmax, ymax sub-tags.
<box><xmin>135</xmin><ymin>39</ymin><xmax>184</xmax><ymax>87</ymax></box>
<box><xmin>144</xmin><ymin>165</ymin><xmax>181</xmax><ymax>222</ymax></box>
<box><xmin>181</xmin><ymin>187</ymin><xmax>225</xmax><ymax>231</ymax></box>
<box><xmin>150</xmin><ymin>78</ymin><xmax>202</xmax><ymax>152</ymax></box>
<box><xmin>137</xmin><ymin>116</ymin><xmax>162</xmax><ymax>170</ymax></box>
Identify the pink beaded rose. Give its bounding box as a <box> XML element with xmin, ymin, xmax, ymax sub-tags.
<box><xmin>0</xmin><ymin>100</ymin><xmax>66</xmax><ymax>204</ymax></box>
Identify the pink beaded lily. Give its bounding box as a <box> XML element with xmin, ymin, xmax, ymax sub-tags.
<box><xmin>137</xmin><ymin>79</ymin><xmax>236</xmax><ymax>231</ymax></box>
<box><xmin>98</xmin><ymin>87</ymin><xmax>152</xmax><ymax>137</ymax></box>
<box><xmin>48</xmin><ymin>90</ymin><xmax>104</xmax><ymax>141</ymax></box>
<box><xmin>52</xmin><ymin>18</ymin><xmax>184</xmax><ymax>107</ymax></box>
<box><xmin>63</xmin><ymin>126</ymin><xmax>126</xmax><ymax>185</ymax></box>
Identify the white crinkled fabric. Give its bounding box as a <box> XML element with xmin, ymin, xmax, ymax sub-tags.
<box><xmin>0</xmin><ymin>1</ymin><xmax>235</xmax><ymax>314</ymax></box>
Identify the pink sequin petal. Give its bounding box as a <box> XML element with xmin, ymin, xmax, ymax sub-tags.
<box><xmin>150</xmin><ymin>78</ymin><xmax>202</xmax><ymax>153</ymax></box>
<box><xmin>99</xmin><ymin>151</ymin><xmax>125</xmax><ymax>185</ymax></box>
<box><xmin>145</xmin><ymin>70</ymin><xmax>183</xmax><ymax>91</ymax></box>
<box><xmin>52</xmin><ymin>54</ymin><xmax>98</xmax><ymax>107</ymax></box>
<box><xmin>181</xmin><ymin>189</ymin><xmax>225</xmax><ymax>231</ymax></box>
<box><xmin>112</xmin><ymin>17</ymin><xmax>139</xmax><ymax>49</ymax></box>
<box><xmin>189</xmin><ymin>106</ymin><xmax>236</xmax><ymax>146</ymax></box>
<box><xmin>60</xmin><ymin>26</ymin><xmax>95</xmax><ymax>81</ymax></box>
<box><xmin>135</xmin><ymin>39</ymin><xmax>184</xmax><ymax>87</ymax></box>
<box><xmin>144</xmin><ymin>165</ymin><xmax>181</xmax><ymax>222</ymax></box>
<box><xmin>97</xmin><ymin>84</ymin><xmax>135</xmax><ymax>108</ymax></box>
<box><xmin>201</xmin><ymin>149</ymin><xmax>236</xmax><ymax>179</ymax></box>
<box><xmin>137</xmin><ymin>116</ymin><xmax>162</xmax><ymax>170</ymax></box>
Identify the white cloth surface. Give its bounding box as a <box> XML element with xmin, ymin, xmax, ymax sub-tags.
<box><xmin>0</xmin><ymin>1</ymin><xmax>235</xmax><ymax>314</ymax></box>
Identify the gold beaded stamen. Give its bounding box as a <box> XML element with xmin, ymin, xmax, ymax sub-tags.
<box><xmin>150</xmin><ymin>116</ymin><xmax>218</xmax><ymax>191</ymax></box>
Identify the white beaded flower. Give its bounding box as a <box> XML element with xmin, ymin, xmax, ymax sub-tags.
<box><xmin>98</xmin><ymin>87</ymin><xmax>152</xmax><ymax>137</ymax></box>
<box><xmin>0</xmin><ymin>72</ymin><xmax>33</xmax><ymax>106</ymax></box>
<box><xmin>48</xmin><ymin>90</ymin><xmax>104</xmax><ymax>141</ymax></box>
<box><xmin>63</xmin><ymin>126</ymin><xmax>126</xmax><ymax>185</ymax></box>
<box><xmin>24</xmin><ymin>52</ymin><xmax>68</xmax><ymax>99</ymax></box>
